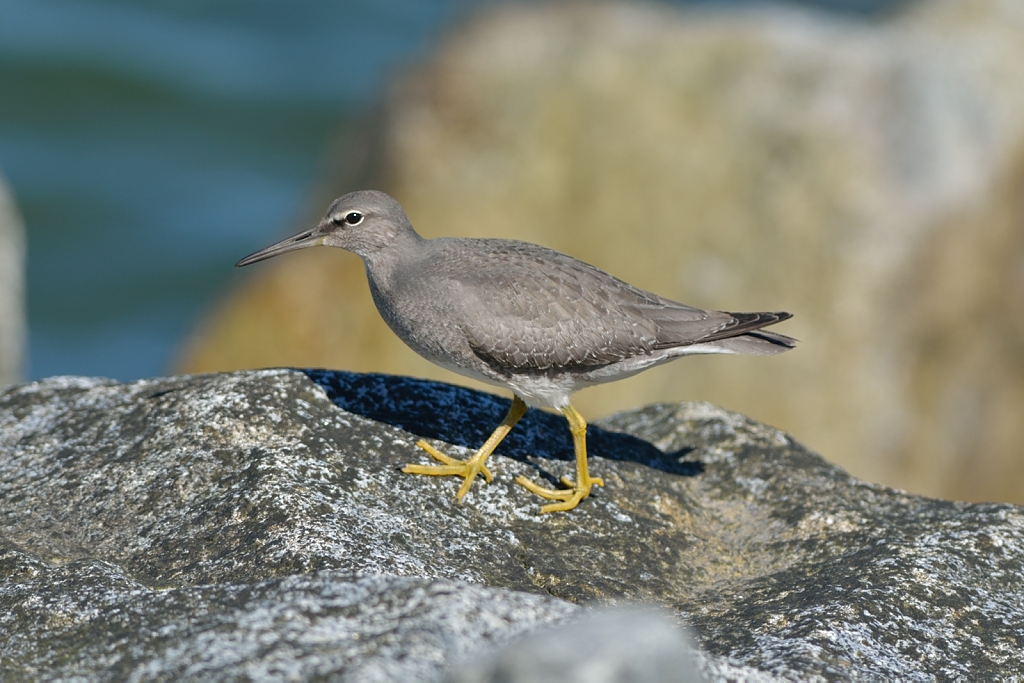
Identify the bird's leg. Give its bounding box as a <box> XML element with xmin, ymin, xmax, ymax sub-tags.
<box><xmin>515</xmin><ymin>404</ymin><xmax>604</xmax><ymax>513</ymax></box>
<box><xmin>403</xmin><ymin>395</ymin><xmax>528</xmax><ymax>503</ymax></box>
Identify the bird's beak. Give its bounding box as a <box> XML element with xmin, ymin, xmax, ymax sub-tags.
<box><xmin>235</xmin><ymin>227</ymin><xmax>324</xmax><ymax>267</ymax></box>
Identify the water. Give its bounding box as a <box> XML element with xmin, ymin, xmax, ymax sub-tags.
<box><xmin>0</xmin><ymin>0</ymin><xmax>895</xmax><ymax>382</ymax></box>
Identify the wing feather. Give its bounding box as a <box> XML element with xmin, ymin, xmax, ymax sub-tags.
<box><xmin>433</xmin><ymin>239</ymin><xmax>792</xmax><ymax>371</ymax></box>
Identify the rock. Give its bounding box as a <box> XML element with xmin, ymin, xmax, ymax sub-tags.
<box><xmin>0</xmin><ymin>171</ymin><xmax>25</xmax><ymax>388</ymax></box>
<box><xmin>446</xmin><ymin>607</ymin><xmax>705</xmax><ymax>683</ymax></box>
<box><xmin>2</xmin><ymin>369</ymin><xmax>1023</xmax><ymax>679</ymax></box>
<box><xmin>179</xmin><ymin>0</ymin><xmax>1024</xmax><ymax>506</ymax></box>
<box><xmin>0</xmin><ymin>545</ymin><xmax>577</xmax><ymax>681</ymax></box>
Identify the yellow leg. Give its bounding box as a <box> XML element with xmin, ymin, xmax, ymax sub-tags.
<box><xmin>402</xmin><ymin>395</ymin><xmax>528</xmax><ymax>503</ymax></box>
<box><xmin>515</xmin><ymin>404</ymin><xmax>604</xmax><ymax>513</ymax></box>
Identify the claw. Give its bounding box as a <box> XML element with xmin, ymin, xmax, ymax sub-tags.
<box><xmin>515</xmin><ymin>404</ymin><xmax>602</xmax><ymax>513</ymax></box>
<box><xmin>515</xmin><ymin>474</ymin><xmax>604</xmax><ymax>513</ymax></box>
<box><xmin>400</xmin><ymin>396</ymin><xmax>528</xmax><ymax>503</ymax></box>
<box><xmin>401</xmin><ymin>440</ymin><xmax>493</xmax><ymax>502</ymax></box>
<box><xmin>403</xmin><ymin>440</ymin><xmax>493</xmax><ymax>483</ymax></box>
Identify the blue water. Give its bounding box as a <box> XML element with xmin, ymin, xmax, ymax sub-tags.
<box><xmin>0</xmin><ymin>0</ymin><xmax>894</xmax><ymax>382</ymax></box>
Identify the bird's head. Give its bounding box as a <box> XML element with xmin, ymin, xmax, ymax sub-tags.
<box><xmin>235</xmin><ymin>190</ymin><xmax>418</xmax><ymax>267</ymax></box>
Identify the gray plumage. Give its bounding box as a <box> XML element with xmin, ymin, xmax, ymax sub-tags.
<box><xmin>237</xmin><ymin>189</ymin><xmax>794</xmax><ymax>410</ymax></box>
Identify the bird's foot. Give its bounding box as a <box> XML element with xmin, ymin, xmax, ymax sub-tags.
<box><xmin>402</xmin><ymin>440</ymin><xmax>493</xmax><ymax>502</ymax></box>
<box><xmin>514</xmin><ymin>474</ymin><xmax>604</xmax><ymax>513</ymax></box>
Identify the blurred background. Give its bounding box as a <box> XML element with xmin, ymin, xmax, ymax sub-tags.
<box><xmin>2</xmin><ymin>0</ymin><xmax>1023</xmax><ymax>505</ymax></box>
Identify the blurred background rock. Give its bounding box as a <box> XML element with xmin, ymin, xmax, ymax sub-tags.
<box><xmin>0</xmin><ymin>171</ymin><xmax>26</xmax><ymax>387</ymax></box>
<box><xmin>3</xmin><ymin>0</ymin><xmax>1023</xmax><ymax>505</ymax></box>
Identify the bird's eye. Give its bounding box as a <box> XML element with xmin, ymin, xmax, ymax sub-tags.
<box><xmin>344</xmin><ymin>212</ymin><xmax>363</xmax><ymax>226</ymax></box>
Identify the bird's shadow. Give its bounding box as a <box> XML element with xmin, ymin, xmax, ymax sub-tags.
<box><xmin>304</xmin><ymin>369</ymin><xmax>702</xmax><ymax>481</ymax></box>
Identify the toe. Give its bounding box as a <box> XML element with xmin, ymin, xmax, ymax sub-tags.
<box><xmin>514</xmin><ymin>475</ymin><xmax>574</xmax><ymax>501</ymax></box>
<box><xmin>516</xmin><ymin>475</ymin><xmax>598</xmax><ymax>513</ymax></box>
<box><xmin>402</xmin><ymin>463</ymin><xmax>464</xmax><ymax>476</ymax></box>
<box><xmin>539</xmin><ymin>491</ymin><xmax>585</xmax><ymax>514</ymax></box>
<box><xmin>416</xmin><ymin>440</ymin><xmax>460</xmax><ymax>466</ymax></box>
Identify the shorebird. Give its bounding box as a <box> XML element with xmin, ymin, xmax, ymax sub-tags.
<box><xmin>237</xmin><ymin>190</ymin><xmax>795</xmax><ymax>512</ymax></box>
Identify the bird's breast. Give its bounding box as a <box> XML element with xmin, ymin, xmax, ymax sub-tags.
<box><xmin>366</xmin><ymin>266</ymin><xmax>482</xmax><ymax>372</ymax></box>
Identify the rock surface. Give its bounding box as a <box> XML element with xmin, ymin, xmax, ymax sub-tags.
<box><xmin>445</xmin><ymin>607</ymin><xmax>704</xmax><ymax>683</ymax></box>
<box><xmin>180</xmin><ymin>0</ymin><xmax>1024</xmax><ymax>506</ymax></box>
<box><xmin>2</xmin><ymin>369</ymin><xmax>1023</xmax><ymax>679</ymax></box>
<box><xmin>0</xmin><ymin>171</ymin><xmax>25</xmax><ymax>388</ymax></box>
<box><xmin>0</xmin><ymin>550</ymin><xmax>577</xmax><ymax>682</ymax></box>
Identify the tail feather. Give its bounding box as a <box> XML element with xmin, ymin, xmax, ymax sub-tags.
<box><xmin>702</xmin><ymin>311</ymin><xmax>792</xmax><ymax>342</ymax></box>
<box><xmin>693</xmin><ymin>310</ymin><xmax>796</xmax><ymax>356</ymax></box>
<box><xmin>708</xmin><ymin>328</ymin><xmax>797</xmax><ymax>355</ymax></box>
<box><xmin>652</xmin><ymin>310</ymin><xmax>797</xmax><ymax>356</ymax></box>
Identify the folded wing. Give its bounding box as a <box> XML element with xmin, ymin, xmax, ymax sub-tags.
<box><xmin>445</xmin><ymin>240</ymin><xmax>795</xmax><ymax>372</ymax></box>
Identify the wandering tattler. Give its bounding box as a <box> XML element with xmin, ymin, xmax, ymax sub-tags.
<box><xmin>236</xmin><ymin>190</ymin><xmax>796</xmax><ymax>512</ymax></box>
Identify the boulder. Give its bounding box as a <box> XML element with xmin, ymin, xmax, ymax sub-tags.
<box><xmin>2</xmin><ymin>370</ymin><xmax>1023</xmax><ymax>678</ymax></box>
<box><xmin>0</xmin><ymin>171</ymin><xmax>25</xmax><ymax>388</ymax></box>
<box><xmin>179</xmin><ymin>0</ymin><xmax>1024</xmax><ymax>505</ymax></box>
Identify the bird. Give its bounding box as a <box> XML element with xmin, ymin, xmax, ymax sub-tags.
<box><xmin>236</xmin><ymin>190</ymin><xmax>796</xmax><ymax>513</ymax></box>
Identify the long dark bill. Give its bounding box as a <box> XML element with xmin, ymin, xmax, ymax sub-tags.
<box><xmin>235</xmin><ymin>229</ymin><xmax>322</xmax><ymax>267</ymax></box>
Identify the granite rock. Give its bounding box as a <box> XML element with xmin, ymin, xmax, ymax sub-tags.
<box><xmin>2</xmin><ymin>369</ymin><xmax>1023</xmax><ymax>679</ymax></box>
<box><xmin>0</xmin><ymin>545</ymin><xmax>577</xmax><ymax>681</ymax></box>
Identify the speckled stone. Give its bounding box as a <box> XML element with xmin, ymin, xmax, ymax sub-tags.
<box><xmin>0</xmin><ymin>542</ymin><xmax>577</xmax><ymax>681</ymax></box>
<box><xmin>2</xmin><ymin>369</ymin><xmax>1023</xmax><ymax>679</ymax></box>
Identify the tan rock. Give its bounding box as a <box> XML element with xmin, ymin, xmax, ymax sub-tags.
<box><xmin>180</xmin><ymin>0</ymin><xmax>1024</xmax><ymax>503</ymax></box>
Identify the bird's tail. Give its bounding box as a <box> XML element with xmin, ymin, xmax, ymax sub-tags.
<box><xmin>700</xmin><ymin>311</ymin><xmax>796</xmax><ymax>355</ymax></box>
<box><xmin>708</xmin><ymin>327</ymin><xmax>797</xmax><ymax>355</ymax></box>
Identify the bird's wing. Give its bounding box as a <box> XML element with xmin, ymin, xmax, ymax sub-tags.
<box><xmin>443</xmin><ymin>240</ymin><xmax>750</xmax><ymax>371</ymax></box>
